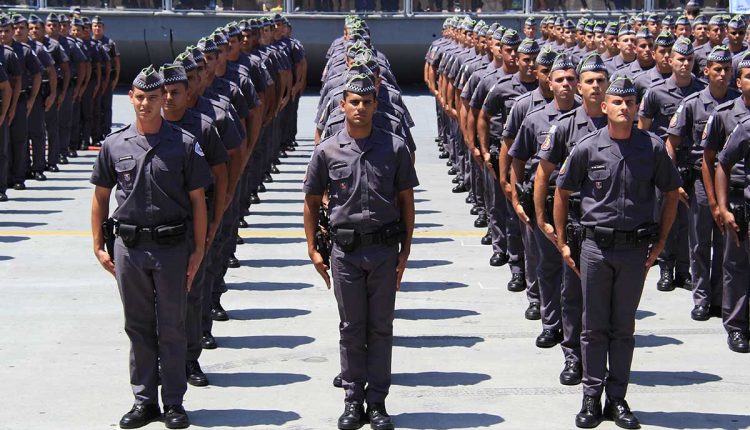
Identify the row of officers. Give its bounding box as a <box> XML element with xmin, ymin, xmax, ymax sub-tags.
<box><xmin>0</xmin><ymin>12</ymin><xmax>120</xmax><ymax>202</ymax></box>
<box><xmin>426</xmin><ymin>14</ymin><xmax>750</xmax><ymax>430</ymax></box>
<box><xmin>89</xmin><ymin>14</ymin><xmax>307</xmax><ymax>429</ymax></box>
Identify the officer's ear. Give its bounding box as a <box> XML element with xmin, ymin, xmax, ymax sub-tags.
<box><xmin>340</xmin><ymin>93</ymin><xmax>346</xmax><ymax>112</ymax></box>
<box><xmin>601</xmin><ymin>98</ymin><xmax>609</xmax><ymax>116</ymax></box>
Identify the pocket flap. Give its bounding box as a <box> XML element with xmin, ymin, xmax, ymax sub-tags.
<box><xmin>330</xmin><ymin>165</ymin><xmax>353</xmax><ymax>180</ymax></box>
<box><xmin>588</xmin><ymin>168</ymin><xmax>610</xmax><ymax>181</ymax></box>
<box><xmin>115</xmin><ymin>159</ymin><xmax>136</xmax><ymax>172</ymax></box>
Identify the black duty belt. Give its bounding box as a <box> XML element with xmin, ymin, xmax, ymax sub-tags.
<box><xmin>331</xmin><ymin>222</ymin><xmax>404</xmax><ymax>252</ymax></box>
<box><xmin>584</xmin><ymin>223</ymin><xmax>659</xmax><ymax>248</ymax></box>
<box><xmin>114</xmin><ymin>220</ymin><xmax>187</xmax><ymax>247</ymax></box>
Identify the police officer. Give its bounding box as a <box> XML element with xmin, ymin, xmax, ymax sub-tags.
<box><xmin>600</xmin><ymin>22</ymin><xmax>620</xmax><ymax>61</ymax></box>
<box><xmin>691</xmin><ymin>15</ymin><xmax>708</xmax><ymax>49</ymax></box>
<box><xmin>611</xmin><ymin>29</ymin><xmax>654</xmax><ymax>82</ymax></box>
<box><xmin>91</xmin><ymin>15</ymin><xmax>120</xmax><ymax>139</ymax></box>
<box><xmin>666</xmin><ymin>46</ymin><xmax>739</xmax><ymax>321</ymax></box>
<box><xmin>633</xmin><ymin>31</ymin><xmax>675</xmax><ymax>103</ymax></box>
<box><xmin>303</xmin><ymin>74</ymin><xmax>418</xmax><ymax>430</ymax></box>
<box><xmin>536</xmin><ymin>52</ymin><xmax>609</xmax><ymax>386</ymax></box>
<box><xmin>639</xmin><ymin>37</ymin><xmax>705</xmax><ymax>291</ymax></box>
<box><xmin>702</xmin><ymin>51</ymin><xmax>750</xmax><ymax>353</ymax></box>
<box><xmin>694</xmin><ymin>15</ymin><xmax>724</xmax><ymax>81</ymax></box>
<box><xmin>554</xmin><ymin>77</ymin><xmax>681</xmax><ymax>429</ymax></box>
<box><xmin>604</xmin><ymin>25</ymin><xmax>636</xmax><ymax>75</ymax></box>
<box><xmin>0</xmin><ymin>15</ymin><xmax>20</xmax><ymax>202</ymax></box>
<box><xmin>90</xmin><ymin>66</ymin><xmax>212</xmax><ymax>429</ymax></box>
<box><xmin>56</xmin><ymin>14</ymin><xmax>87</xmax><ymax>161</ymax></box>
<box><xmin>510</xmin><ymin>53</ymin><xmax>580</xmax><ymax>349</ymax></box>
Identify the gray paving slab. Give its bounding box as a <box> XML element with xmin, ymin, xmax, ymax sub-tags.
<box><xmin>0</xmin><ymin>92</ymin><xmax>749</xmax><ymax>430</ymax></box>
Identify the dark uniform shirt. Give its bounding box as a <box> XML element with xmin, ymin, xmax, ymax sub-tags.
<box><xmin>192</xmin><ymin>95</ymin><xmax>244</xmax><ymax>150</ymax></box>
<box><xmin>718</xmin><ymin>115</ymin><xmax>750</xmax><ymax>200</ymax></box>
<box><xmin>303</xmin><ymin>127</ymin><xmax>419</xmax><ymax>232</ymax></box>
<box><xmin>1</xmin><ymin>45</ymin><xmax>22</xmax><ymax>83</ymax></box>
<box><xmin>41</xmin><ymin>36</ymin><xmax>69</xmax><ymax>80</ymax></box>
<box><xmin>632</xmin><ymin>66</ymin><xmax>671</xmax><ymax>103</ymax></box>
<box><xmin>701</xmin><ymin>97</ymin><xmax>750</xmax><ymax>187</ymax></box>
<box><xmin>90</xmin><ymin>122</ymin><xmax>212</xmax><ymax>227</ymax></box>
<box><xmin>539</xmin><ymin>105</ymin><xmax>608</xmax><ymax>167</ymax></box>
<box><xmin>482</xmin><ymin>73</ymin><xmax>538</xmax><ymax>140</ymax></box>
<box><xmin>207</xmin><ymin>76</ymin><xmax>250</xmax><ymax>119</ymax></box>
<box><xmin>11</xmin><ymin>40</ymin><xmax>42</xmax><ymax>90</ymax></box>
<box><xmin>322</xmin><ymin>109</ymin><xmax>416</xmax><ymax>153</ymax></box>
<box><xmin>502</xmin><ymin>88</ymin><xmax>554</xmax><ymax>140</ymax></box>
<box><xmin>557</xmin><ymin>126</ymin><xmax>682</xmax><ymax>230</ymax></box>
<box><xmin>167</xmin><ymin>110</ymin><xmax>229</xmax><ymax>168</ymax></box>
<box><xmin>639</xmin><ymin>76</ymin><xmax>706</xmax><ymax>140</ymax></box>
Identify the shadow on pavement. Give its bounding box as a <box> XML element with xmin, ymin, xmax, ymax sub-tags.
<box><xmin>399</xmin><ymin>281</ymin><xmax>468</xmax><ymax>292</ymax></box>
<box><xmin>637</xmin><ymin>411</ymin><xmax>750</xmax><ymax>429</ymax></box>
<box><xmin>231</xmin><ymin>281</ymin><xmax>314</xmax><ymax>291</ymax></box>
<box><xmin>392</xmin><ymin>372</ymin><xmax>491</xmax><ymax>387</ymax></box>
<box><xmin>189</xmin><ymin>409</ymin><xmax>301</xmax><ymax>427</ymax></box>
<box><xmin>248</xmin><ymin>210</ymin><xmax>304</xmax><ymax>217</ymax></box>
<box><xmin>7</xmin><ymin>197</ymin><xmax>74</xmax><ymax>202</ymax></box>
<box><xmin>45</xmin><ymin>177</ymin><xmax>89</xmax><ymax>181</ymax></box>
<box><xmin>216</xmin><ymin>335</ymin><xmax>315</xmax><ymax>349</ymax></box>
<box><xmin>0</xmin><ymin>209</ymin><xmax>62</xmax><ymax>215</ymax></box>
<box><xmin>635</xmin><ymin>310</ymin><xmax>656</xmax><ymax>320</ymax></box>
<box><xmin>0</xmin><ymin>221</ymin><xmax>46</xmax><ymax>228</ymax></box>
<box><xmin>630</xmin><ymin>370</ymin><xmax>722</xmax><ymax>387</ymax></box>
<box><xmin>415</xmin><ymin>222</ymin><xmax>443</xmax><ymax>229</ymax></box>
<box><xmin>415</xmin><ymin>209</ymin><xmax>441</xmax><ymax>215</ymax></box>
<box><xmin>635</xmin><ymin>334</ymin><xmax>683</xmax><ymax>348</ymax></box>
<box><xmin>208</xmin><ymin>372</ymin><xmax>311</xmax><ymax>388</ymax></box>
<box><xmin>27</xmin><ymin>186</ymin><xmax>87</xmax><ymax>191</ymax></box>
<box><xmin>263</xmin><ymin>188</ymin><xmax>303</xmax><ymax>193</ymax></box>
<box><xmin>393</xmin><ymin>336</ymin><xmax>484</xmax><ymax>348</ymax></box>
<box><xmin>394</xmin><ymin>309</ymin><xmax>479</xmax><ymax>320</ymax></box>
<box><xmin>249</xmin><ymin>222</ymin><xmax>304</xmax><ymax>229</ymax></box>
<box><xmin>412</xmin><ymin>237</ymin><xmax>454</xmax><ymax>244</ymax></box>
<box><xmin>229</xmin><ymin>308</ymin><xmax>312</xmax><ymax>320</ymax></box>
<box><xmin>414</xmin><ymin>198</ymin><xmax>430</xmax><ymax>203</ymax></box>
<box><xmin>260</xmin><ymin>198</ymin><xmax>304</xmax><ymax>204</ymax></box>
<box><xmin>0</xmin><ymin>236</ymin><xmax>30</xmax><ymax>243</ymax></box>
<box><xmin>0</xmin><ymin>256</ymin><xmax>13</xmax><ymax>261</ymax></box>
<box><xmin>392</xmin><ymin>412</ymin><xmax>503</xmax><ymax>429</ymax></box>
<box><xmin>241</xmin><ymin>258</ymin><xmax>309</xmax><ymax>268</ymax></box>
<box><xmin>244</xmin><ymin>237</ymin><xmax>306</xmax><ymax>245</ymax></box>
<box><xmin>407</xmin><ymin>259</ymin><xmax>453</xmax><ymax>269</ymax></box>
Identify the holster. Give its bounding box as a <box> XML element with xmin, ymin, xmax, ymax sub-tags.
<box><xmin>545</xmin><ymin>186</ymin><xmax>555</xmax><ymax>225</ymax></box>
<box><xmin>315</xmin><ymin>205</ymin><xmax>332</xmax><ymax>266</ymax></box>
<box><xmin>516</xmin><ymin>183</ymin><xmax>535</xmax><ymax>220</ymax></box>
<box><xmin>731</xmin><ymin>202</ymin><xmax>748</xmax><ymax>242</ymax></box>
<box><xmin>565</xmin><ymin>222</ymin><xmax>584</xmax><ymax>267</ymax></box>
<box><xmin>678</xmin><ymin>166</ymin><xmax>697</xmax><ymax>196</ymax></box>
<box><xmin>634</xmin><ymin>222</ymin><xmax>660</xmax><ymax>246</ymax></box>
<box><xmin>102</xmin><ymin>218</ymin><xmax>115</xmax><ymax>259</ymax></box>
<box><xmin>490</xmin><ymin>149</ymin><xmax>500</xmax><ymax>178</ymax></box>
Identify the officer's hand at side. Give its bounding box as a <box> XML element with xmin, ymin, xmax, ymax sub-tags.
<box><xmin>471</xmin><ymin>148</ymin><xmax>481</xmax><ymax>164</ymax></box>
<box><xmin>206</xmin><ymin>223</ymin><xmax>219</xmax><ymax>247</ymax></box>
<box><xmin>644</xmin><ymin>240</ymin><xmax>665</xmax><ymax>275</ymax></box>
<box><xmin>95</xmin><ymin>248</ymin><xmax>115</xmax><ymax>276</ymax></box>
<box><xmin>44</xmin><ymin>94</ymin><xmax>55</xmax><ymax>112</ymax></box>
<box><xmin>678</xmin><ymin>187</ymin><xmax>690</xmax><ymax>207</ymax></box>
<box><xmin>25</xmin><ymin>99</ymin><xmax>33</xmax><ymax>117</ymax></box>
<box><xmin>7</xmin><ymin>108</ymin><xmax>14</xmax><ymax>125</ymax></box>
<box><xmin>310</xmin><ymin>250</ymin><xmax>331</xmax><ymax>289</ymax></box>
<box><xmin>721</xmin><ymin>209</ymin><xmax>741</xmax><ymax>247</ymax></box>
<box><xmin>396</xmin><ymin>249</ymin><xmax>409</xmax><ymax>291</ymax></box>
<box><xmin>514</xmin><ymin>204</ymin><xmax>531</xmax><ymax>227</ymax></box>
<box><xmin>559</xmin><ymin>243</ymin><xmax>580</xmax><ymax>277</ymax></box>
<box><xmin>540</xmin><ymin>222</ymin><xmax>557</xmax><ymax>244</ymax></box>
<box><xmin>186</xmin><ymin>249</ymin><xmax>205</xmax><ymax>292</ymax></box>
<box><xmin>710</xmin><ymin>202</ymin><xmax>725</xmax><ymax>234</ymax></box>
<box><xmin>501</xmin><ymin>182</ymin><xmax>512</xmax><ymax>200</ymax></box>
<box><xmin>56</xmin><ymin>94</ymin><xmax>64</xmax><ymax>110</ymax></box>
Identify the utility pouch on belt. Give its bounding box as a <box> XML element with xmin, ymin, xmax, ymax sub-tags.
<box><xmin>334</xmin><ymin>228</ymin><xmax>357</xmax><ymax>252</ymax></box>
<box><xmin>592</xmin><ymin>226</ymin><xmax>615</xmax><ymax>248</ymax></box>
<box><xmin>102</xmin><ymin>218</ymin><xmax>115</xmax><ymax>259</ymax></box>
<box><xmin>731</xmin><ymin>202</ymin><xmax>748</xmax><ymax>242</ymax></box>
<box><xmin>635</xmin><ymin>223</ymin><xmax>660</xmax><ymax>245</ymax></box>
<box><xmin>382</xmin><ymin>222</ymin><xmax>406</xmax><ymax>246</ymax></box>
<box><xmin>117</xmin><ymin>224</ymin><xmax>139</xmax><ymax>247</ymax></box>
<box><xmin>153</xmin><ymin>222</ymin><xmax>187</xmax><ymax>245</ymax></box>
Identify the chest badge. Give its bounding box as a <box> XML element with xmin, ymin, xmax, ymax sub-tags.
<box><xmin>595</xmin><ymin>181</ymin><xmax>603</xmax><ymax>189</ymax></box>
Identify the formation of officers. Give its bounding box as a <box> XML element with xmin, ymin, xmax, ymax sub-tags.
<box><xmin>426</xmin><ymin>12</ymin><xmax>750</xmax><ymax>430</ymax></box>
<box><xmin>89</xmin><ymin>14</ymin><xmax>306</xmax><ymax>429</ymax></box>
<box><xmin>0</xmin><ymin>10</ymin><xmax>120</xmax><ymax>202</ymax></box>
<box><xmin>304</xmin><ymin>16</ymin><xmax>417</xmax><ymax>430</ymax></box>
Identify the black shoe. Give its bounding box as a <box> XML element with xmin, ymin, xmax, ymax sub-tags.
<box><xmin>0</xmin><ymin>192</ymin><xmax>7</xmax><ymax>202</ymax></box>
<box><xmin>603</xmin><ymin>397</ymin><xmax>640</xmax><ymax>429</ymax></box>
<box><xmin>274</xmin><ymin>157</ymin><xmax>282</xmax><ymax>165</ymax></box>
<box><xmin>673</xmin><ymin>272</ymin><xmax>692</xmax><ymax>290</ymax></box>
<box><xmin>438</xmin><ymin>151</ymin><xmax>449</xmax><ymax>159</ymax></box>
<box><xmin>446</xmin><ymin>159</ymin><xmax>453</xmax><ymax>166</ymax></box>
<box><xmin>536</xmin><ymin>329</ymin><xmax>563</xmax><ymax>348</ymax></box>
<box><xmin>525</xmin><ymin>302</ymin><xmax>541</xmax><ymax>320</ymax></box>
<box><xmin>186</xmin><ymin>360</ymin><xmax>208</xmax><ymax>387</ymax></box>
<box><xmin>263</xmin><ymin>172</ymin><xmax>274</xmax><ymax>183</ymax></box>
<box><xmin>239</xmin><ymin>218</ymin><xmax>249</xmax><ymax>228</ymax></box>
<box><xmin>236</xmin><ymin>235</ymin><xmax>244</xmax><ymax>245</ymax></box>
<box><xmin>338</xmin><ymin>401</ymin><xmax>365</xmax><ymax>430</ymax></box>
<box><xmin>59</xmin><ymin>154</ymin><xmax>69</xmax><ymax>164</ymax></box>
<box><xmin>691</xmin><ymin>305</ymin><xmax>710</xmax><ymax>321</ymax></box>
<box><xmin>258</xmin><ymin>183</ymin><xmax>267</xmax><ymax>193</ymax></box>
<box><xmin>34</xmin><ymin>172</ymin><xmax>47</xmax><ymax>181</ymax></box>
<box><xmin>164</xmin><ymin>404</ymin><xmax>190</xmax><ymax>429</ymax></box>
<box><xmin>12</xmin><ymin>182</ymin><xmax>25</xmax><ymax>191</ymax></box>
<box><xmin>118</xmin><ymin>403</ymin><xmax>161</xmax><ymax>429</ymax></box>
<box><xmin>451</xmin><ymin>176</ymin><xmax>460</xmax><ymax>184</ymax></box>
<box><xmin>728</xmin><ymin>330</ymin><xmax>750</xmax><ymax>353</ymax></box>
<box><xmin>508</xmin><ymin>273</ymin><xmax>526</xmax><ymax>292</ymax></box>
<box><xmin>366</xmin><ymin>403</ymin><xmax>394</xmax><ymax>430</ymax></box>
<box><xmin>469</xmin><ymin>205</ymin><xmax>480</xmax><ymax>215</ymax></box>
<box><xmin>709</xmin><ymin>305</ymin><xmax>722</xmax><ymax>318</ymax></box>
<box><xmin>333</xmin><ymin>373</ymin><xmax>343</xmax><ymax>388</ymax></box>
<box><xmin>560</xmin><ymin>360</ymin><xmax>582</xmax><ymax>385</ymax></box>
<box><xmin>270</xmin><ymin>165</ymin><xmax>280</xmax><ymax>174</ymax></box>
<box><xmin>80</xmin><ymin>142</ymin><xmax>88</xmax><ymax>151</ymax></box>
<box><xmin>656</xmin><ymin>267</ymin><xmax>674</xmax><ymax>292</ymax></box>
<box><xmin>474</xmin><ymin>213</ymin><xmax>488</xmax><ymax>228</ymax></box>
<box><xmin>465</xmin><ymin>193</ymin><xmax>475</xmax><ymax>204</ymax></box>
<box><xmin>68</xmin><ymin>150</ymin><xmax>78</xmax><ymax>158</ymax></box>
<box><xmin>575</xmin><ymin>395</ymin><xmax>603</xmax><ymax>428</ymax></box>
<box><xmin>448</xmin><ymin>167</ymin><xmax>457</xmax><ymax>175</ymax></box>
<box><xmin>201</xmin><ymin>332</ymin><xmax>217</xmax><ymax>349</ymax></box>
<box><xmin>490</xmin><ymin>252</ymin><xmax>508</xmax><ymax>267</ymax></box>
<box><xmin>46</xmin><ymin>164</ymin><xmax>59</xmax><ymax>173</ymax></box>
<box><xmin>25</xmin><ymin>171</ymin><xmax>34</xmax><ymax>180</ymax></box>
<box><xmin>212</xmin><ymin>304</ymin><xmax>229</xmax><ymax>321</ymax></box>
<box><xmin>452</xmin><ymin>183</ymin><xmax>468</xmax><ymax>193</ymax></box>
<box><xmin>481</xmin><ymin>233</ymin><xmax>492</xmax><ymax>245</ymax></box>
<box><xmin>250</xmin><ymin>192</ymin><xmax>261</xmax><ymax>204</ymax></box>
<box><xmin>228</xmin><ymin>254</ymin><xmax>240</xmax><ymax>268</ymax></box>
<box><xmin>279</xmin><ymin>150</ymin><xmax>288</xmax><ymax>158</ymax></box>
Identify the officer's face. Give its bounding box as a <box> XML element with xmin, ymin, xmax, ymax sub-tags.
<box><xmin>341</xmin><ymin>92</ymin><xmax>376</xmax><ymax>127</ymax></box>
<box><xmin>693</xmin><ymin>24</ymin><xmax>707</xmax><ymax>43</ymax></box>
<box><xmin>635</xmin><ymin>38</ymin><xmax>654</xmax><ymax>63</ymax></box>
<box><xmin>606</xmin><ymin>35</ymin><xmax>619</xmax><ymax>54</ymax></box>
<box><xmin>594</xmin><ymin>32</ymin><xmax>605</xmax><ymax>50</ymax></box>
<box><xmin>517</xmin><ymin>53</ymin><xmax>537</xmax><ymax>80</ymax></box>
<box><xmin>0</xmin><ymin>26</ymin><xmax>10</xmax><ymax>45</ymax></box>
<box><xmin>576</xmin><ymin>30</ymin><xmax>585</xmax><ymax>43</ymax></box>
<box><xmin>13</xmin><ymin>23</ymin><xmax>28</xmax><ymax>42</ymax></box>
<box><xmin>617</xmin><ymin>35</ymin><xmax>636</xmax><ymax>56</ymax></box>
<box><xmin>549</xmin><ymin>69</ymin><xmax>577</xmax><ymax>102</ymax></box>
<box><xmin>578</xmin><ymin>71</ymin><xmax>608</xmax><ymax>106</ymax></box>
<box><xmin>227</xmin><ymin>36</ymin><xmax>240</xmax><ymax>56</ymax></box>
<box><xmin>603</xmin><ymin>94</ymin><xmax>637</xmax><ymax>124</ymax></box>
<box><xmin>490</xmin><ymin>39</ymin><xmax>502</xmax><ymax>61</ymax></box>
<box><xmin>163</xmin><ymin>83</ymin><xmax>189</xmax><ymax>112</ymax></box>
<box><xmin>675</xmin><ymin>25</ymin><xmax>692</xmax><ymax>39</ymax></box>
<box><xmin>203</xmin><ymin>52</ymin><xmax>217</xmax><ymax>75</ymax></box>
<box><xmin>728</xmin><ymin>28</ymin><xmax>745</xmax><ymax>45</ymax></box>
<box><xmin>93</xmin><ymin>22</ymin><xmax>104</xmax><ymax>37</ymax></box>
<box><xmin>708</xmin><ymin>25</ymin><xmax>726</xmax><ymax>44</ymax></box>
<box><xmin>585</xmin><ymin>32</ymin><xmax>594</xmax><ymax>49</ymax></box>
<box><xmin>71</xmin><ymin>25</ymin><xmax>81</xmax><ymax>38</ymax></box>
<box><xmin>669</xmin><ymin>52</ymin><xmax>694</xmax><ymax>78</ymax></box>
<box><xmin>501</xmin><ymin>45</ymin><xmax>517</xmax><ymax>68</ymax></box>
<box><xmin>737</xmin><ymin>69</ymin><xmax>750</xmax><ymax>95</ymax></box>
<box><xmin>563</xmin><ymin>28</ymin><xmax>575</xmax><ymax>45</ymax></box>
<box><xmin>647</xmin><ymin>22</ymin><xmax>659</xmax><ymax>35</ymax></box>
<box><xmin>186</xmin><ymin>69</ymin><xmax>201</xmax><ymax>94</ymax></box>
<box><xmin>29</xmin><ymin>23</ymin><xmax>44</xmax><ymax>41</ymax></box>
<box><xmin>45</xmin><ymin>21</ymin><xmax>59</xmax><ymax>37</ymax></box>
<box><xmin>705</xmin><ymin>62</ymin><xmax>732</xmax><ymax>87</ymax></box>
<box><xmin>129</xmin><ymin>87</ymin><xmax>164</xmax><ymax>123</ymax></box>
<box><xmin>524</xmin><ymin>25</ymin><xmax>535</xmax><ymax>38</ymax></box>
<box><xmin>217</xmin><ymin>45</ymin><xmax>228</xmax><ymax>64</ymax></box>
<box><xmin>536</xmin><ymin>64</ymin><xmax>552</xmax><ymax>89</ymax></box>
<box><xmin>634</xmin><ymin>22</ymin><xmax>642</xmax><ymax>31</ymax></box>
<box><xmin>60</xmin><ymin>22</ymin><xmax>70</xmax><ymax>36</ymax></box>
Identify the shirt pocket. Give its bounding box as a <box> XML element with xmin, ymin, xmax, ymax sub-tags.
<box><xmin>371</xmin><ymin>163</ymin><xmax>394</xmax><ymax>197</ymax></box>
<box><xmin>587</xmin><ymin>168</ymin><xmax>611</xmax><ymax>200</ymax></box>
<box><xmin>329</xmin><ymin>164</ymin><xmax>354</xmax><ymax>202</ymax></box>
<box><xmin>629</xmin><ymin>157</ymin><xmax>655</xmax><ymax>200</ymax></box>
<box><xmin>114</xmin><ymin>159</ymin><xmax>136</xmax><ymax>192</ymax></box>
<box><xmin>152</xmin><ymin>154</ymin><xmax>182</xmax><ymax>181</ymax></box>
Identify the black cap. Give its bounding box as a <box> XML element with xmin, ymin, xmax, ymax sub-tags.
<box><xmin>197</xmin><ymin>37</ymin><xmax>219</xmax><ymax>53</ymax></box>
<box><xmin>11</xmin><ymin>14</ymin><xmax>27</xmax><ymax>25</ymax></box>
<box><xmin>132</xmin><ymin>65</ymin><xmax>164</xmax><ymax>91</ymax></box>
<box><xmin>211</xmin><ymin>32</ymin><xmax>228</xmax><ymax>46</ymax></box>
<box><xmin>353</xmin><ymin>50</ymin><xmax>380</xmax><ymax>74</ymax></box>
<box><xmin>706</xmin><ymin>45</ymin><xmax>732</xmax><ymax>63</ymax></box>
<box><xmin>91</xmin><ymin>15</ymin><xmax>103</xmax><ymax>24</ymax></box>
<box><xmin>59</xmin><ymin>14</ymin><xmax>70</xmax><ymax>24</ymax></box>
<box><xmin>672</xmin><ymin>37</ymin><xmax>694</xmax><ymax>56</ymax></box>
<box><xmin>737</xmin><ymin>51</ymin><xmax>750</xmax><ymax>69</ymax></box>
<box><xmin>187</xmin><ymin>45</ymin><xmax>205</xmax><ymax>64</ymax></box>
<box><xmin>160</xmin><ymin>64</ymin><xmax>188</xmax><ymax>85</ymax></box>
<box><xmin>46</xmin><ymin>13</ymin><xmax>59</xmax><ymax>23</ymax></box>
<box><xmin>635</xmin><ymin>28</ymin><xmax>653</xmax><ymax>40</ymax></box>
<box><xmin>604</xmin><ymin>22</ymin><xmax>619</xmax><ymax>36</ymax></box>
<box><xmin>28</xmin><ymin>14</ymin><xmax>42</xmax><ymax>25</ymax></box>
<box><xmin>675</xmin><ymin>15</ymin><xmax>690</xmax><ymax>26</ymax></box>
<box><xmin>174</xmin><ymin>52</ymin><xmax>198</xmax><ymax>72</ymax></box>
<box><xmin>517</xmin><ymin>38</ymin><xmax>540</xmax><ymax>55</ymax></box>
<box><xmin>537</xmin><ymin>47</ymin><xmax>559</xmax><ymax>66</ymax></box>
<box><xmin>655</xmin><ymin>31</ymin><xmax>676</xmax><ymax>47</ymax></box>
<box><xmin>344</xmin><ymin>73</ymin><xmax>376</xmax><ymax>95</ymax></box>
<box><xmin>81</xmin><ymin>16</ymin><xmax>91</xmax><ymax>27</ymax></box>
<box><xmin>577</xmin><ymin>52</ymin><xmax>608</xmax><ymax>76</ymax></box>
<box><xmin>500</xmin><ymin>29</ymin><xmax>521</xmax><ymax>46</ymax></box>
<box><xmin>618</xmin><ymin>24</ymin><xmax>635</xmax><ymax>38</ymax></box>
<box><xmin>550</xmin><ymin>53</ymin><xmax>576</xmax><ymax>73</ymax></box>
<box><xmin>606</xmin><ymin>76</ymin><xmax>636</xmax><ymax>97</ymax></box>
<box><xmin>525</xmin><ymin>16</ymin><xmax>536</xmax><ymax>26</ymax></box>
<box><xmin>709</xmin><ymin>15</ymin><xmax>725</xmax><ymax>27</ymax></box>
<box><xmin>692</xmin><ymin>15</ymin><xmax>708</xmax><ymax>26</ymax></box>
<box><xmin>71</xmin><ymin>17</ymin><xmax>83</xmax><ymax>28</ymax></box>
<box><xmin>0</xmin><ymin>15</ymin><xmax>10</xmax><ymax>28</ymax></box>
<box><xmin>225</xmin><ymin>23</ymin><xmax>240</xmax><ymax>38</ymax></box>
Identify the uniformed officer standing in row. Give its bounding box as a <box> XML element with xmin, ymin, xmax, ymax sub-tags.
<box><xmin>90</xmin><ymin>66</ymin><xmax>211</xmax><ymax>429</ymax></box>
<box><xmin>304</xmin><ymin>74</ymin><xmax>418</xmax><ymax>430</ymax></box>
<box><xmin>554</xmin><ymin>77</ymin><xmax>681</xmax><ymax>429</ymax></box>
<box><xmin>92</xmin><ymin>15</ymin><xmax>120</xmax><ymax>140</ymax></box>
